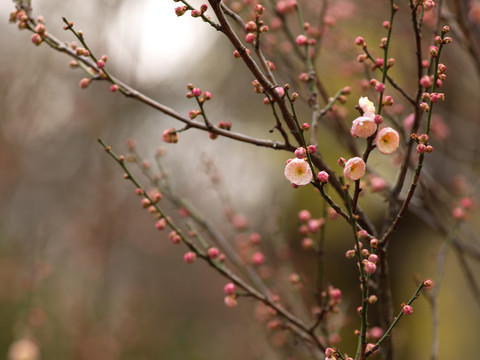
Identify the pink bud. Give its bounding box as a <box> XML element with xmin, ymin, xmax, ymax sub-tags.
<box><xmin>325</xmin><ymin>348</ymin><xmax>336</xmax><ymax>357</ymax></box>
<box><xmin>364</xmin><ymin>261</ymin><xmax>377</xmax><ymax>274</ymax></box>
<box><xmin>224</xmin><ymin>295</ymin><xmax>237</xmax><ymax>308</ymax></box>
<box><xmin>420</xmin><ymin>75</ymin><xmax>433</xmax><ymax>88</ymax></box>
<box><xmin>355</xmin><ymin>36</ymin><xmax>365</xmax><ymax>46</ymax></box>
<box><xmin>184</xmin><ymin>251</ymin><xmax>196</xmax><ymax>264</ymax></box>
<box><xmin>162</xmin><ymin>128</ymin><xmax>179</xmax><ymax>144</ymax></box>
<box><xmin>192</xmin><ymin>88</ymin><xmax>202</xmax><ymax>97</ymax></box>
<box><xmin>299</xmin><ymin>72</ymin><xmax>309</xmax><ymax>82</ymax></box>
<box><xmin>375</xmin><ymin>82</ymin><xmax>385</xmax><ymax>92</ymax></box>
<box><xmin>31</xmin><ymin>33</ymin><xmax>43</xmax><ymax>46</ymax></box>
<box><xmin>402</xmin><ymin>304</ymin><xmax>413</xmax><ymax>316</ymax></box>
<box><xmin>35</xmin><ymin>23</ymin><xmax>46</xmax><ymax>34</ymax></box>
<box><xmin>301</xmin><ymin>237</ymin><xmax>314</xmax><ymax>250</ymax></box>
<box><xmin>345</xmin><ymin>249</ymin><xmax>356</xmax><ymax>258</ymax></box>
<box><xmin>317</xmin><ymin>170</ymin><xmax>329</xmax><ymax>183</ymax></box>
<box><xmin>245</xmin><ymin>21</ymin><xmax>257</xmax><ymax>32</ymax></box>
<box><xmin>252</xmin><ymin>251</ymin><xmax>265</xmax><ymax>266</ymax></box>
<box><xmin>423</xmin><ymin>279</ymin><xmax>434</xmax><ymax>288</ymax></box>
<box><xmin>254</xmin><ymin>4</ymin><xmax>265</xmax><ymax>15</ymax></box>
<box><xmin>294</xmin><ymin>147</ymin><xmax>307</xmax><ymax>159</ymax></box>
<box><xmin>79</xmin><ymin>78</ymin><xmax>91</xmax><ymax>89</ymax></box>
<box><xmin>308</xmin><ymin>218</ymin><xmax>325</xmax><ymax>233</ymax></box>
<box><xmin>191</xmin><ymin>9</ymin><xmax>202</xmax><ymax>17</ymax></box>
<box><xmin>175</xmin><ymin>6</ymin><xmax>187</xmax><ymax>16</ymax></box>
<box><xmin>275</xmin><ymin>86</ymin><xmax>285</xmax><ymax>97</ymax></box>
<box><xmin>296</xmin><ymin>34</ymin><xmax>308</xmax><ymax>46</ymax></box>
<box><xmin>224</xmin><ymin>282</ymin><xmax>236</xmax><ymax>295</ymax></box>
<box><xmin>155</xmin><ymin>218</ymin><xmax>167</xmax><ymax>230</ymax></box>
<box><xmin>298</xmin><ymin>209</ymin><xmax>311</xmax><ymax>222</ymax></box>
<box><xmin>207</xmin><ymin>247</ymin><xmax>219</xmax><ymax>259</ymax></box>
<box><xmin>250</xmin><ymin>232</ymin><xmax>262</xmax><ymax>244</ymax></box>
<box><xmin>245</xmin><ymin>33</ymin><xmax>256</xmax><ymax>43</ymax></box>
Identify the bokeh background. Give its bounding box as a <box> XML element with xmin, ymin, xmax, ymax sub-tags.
<box><xmin>1</xmin><ymin>0</ymin><xmax>480</xmax><ymax>359</ymax></box>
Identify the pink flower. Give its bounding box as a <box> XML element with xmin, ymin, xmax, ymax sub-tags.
<box><xmin>351</xmin><ymin>116</ymin><xmax>377</xmax><ymax>138</ymax></box>
<box><xmin>358</xmin><ymin>97</ymin><xmax>376</xmax><ymax>114</ymax></box>
<box><xmin>284</xmin><ymin>158</ymin><xmax>313</xmax><ymax>186</ymax></box>
<box><xmin>343</xmin><ymin>157</ymin><xmax>366</xmax><ymax>181</ymax></box>
<box><xmin>376</xmin><ymin>127</ymin><xmax>400</xmax><ymax>154</ymax></box>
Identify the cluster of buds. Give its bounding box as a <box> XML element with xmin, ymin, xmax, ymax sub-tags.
<box><xmin>192</xmin><ymin>3</ymin><xmax>209</xmax><ymax>18</ymax></box>
<box><xmin>217</xmin><ymin>121</ymin><xmax>232</xmax><ymax>130</ymax></box>
<box><xmin>411</xmin><ymin>133</ymin><xmax>433</xmax><ymax>154</ymax></box>
<box><xmin>437</xmin><ymin>62</ymin><xmax>447</xmax><ymax>82</ymax></box>
<box><xmin>9</xmin><ymin>9</ymin><xmax>31</xmax><ymax>30</ymax></box>
<box><xmin>186</xmin><ymin>84</ymin><xmax>213</xmax><ymax>104</ymax></box>
<box><xmin>295</xmin><ymin>28</ymin><xmax>317</xmax><ymax>47</ymax></box>
<box><xmin>233</xmin><ymin>48</ymin><xmax>252</xmax><ymax>59</ymax></box>
<box><xmin>252</xmin><ymin>79</ymin><xmax>264</xmax><ymax>94</ymax></box>
<box><xmin>168</xmin><ymin>230</ymin><xmax>182</xmax><ymax>244</ymax></box>
<box><xmin>452</xmin><ymin>196</ymin><xmax>476</xmax><ymax>221</ymax></box>
<box><xmin>422</xmin><ymin>92</ymin><xmax>445</xmax><ymax>103</ymax></box>
<box><xmin>297</xmin><ymin>209</ymin><xmax>325</xmax><ymax>250</ymax></box>
<box><xmin>327</xmin><ymin>286</ymin><xmax>342</xmax><ymax>307</ymax></box>
<box><xmin>275</xmin><ymin>0</ymin><xmax>298</xmax><ymax>15</ymax></box>
<box><xmin>223</xmin><ymin>283</ymin><xmax>237</xmax><ymax>308</ymax></box>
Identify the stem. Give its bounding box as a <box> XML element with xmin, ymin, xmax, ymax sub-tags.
<box><xmin>364</xmin><ymin>282</ymin><xmax>426</xmax><ymax>358</ymax></box>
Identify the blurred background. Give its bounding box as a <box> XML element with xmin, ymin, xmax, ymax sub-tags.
<box><xmin>1</xmin><ymin>0</ymin><xmax>480</xmax><ymax>359</ymax></box>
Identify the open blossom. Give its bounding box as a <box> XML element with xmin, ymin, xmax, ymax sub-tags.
<box><xmin>343</xmin><ymin>157</ymin><xmax>366</xmax><ymax>181</ymax></box>
<box><xmin>284</xmin><ymin>158</ymin><xmax>313</xmax><ymax>186</ymax></box>
<box><xmin>376</xmin><ymin>127</ymin><xmax>400</xmax><ymax>154</ymax></box>
<box><xmin>358</xmin><ymin>96</ymin><xmax>376</xmax><ymax>114</ymax></box>
<box><xmin>351</xmin><ymin>115</ymin><xmax>377</xmax><ymax>138</ymax></box>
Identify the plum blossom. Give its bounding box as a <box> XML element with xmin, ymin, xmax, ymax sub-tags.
<box><xmin>358</xmin><ymin>96</ymin><xmax>376</xmax><ymax>115</ymax></box>
<box><xmin>376</xmin><ymin>127</ymin><xmax>400</xmax><ymax>154</ymax></box>
<box><xmin>284</xmin><ymin>158</ymin><xmax>313</xmax><ymax>186</ymax></box>
<box><xmin>351</xmin><ymin>115</ymin><xmax>377</xmax><ymax>138</ymax></box>
<box><xmin>343</xmin><ymin>157</ymin><xmax>366</xmax><ymax>181</ymax></box>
